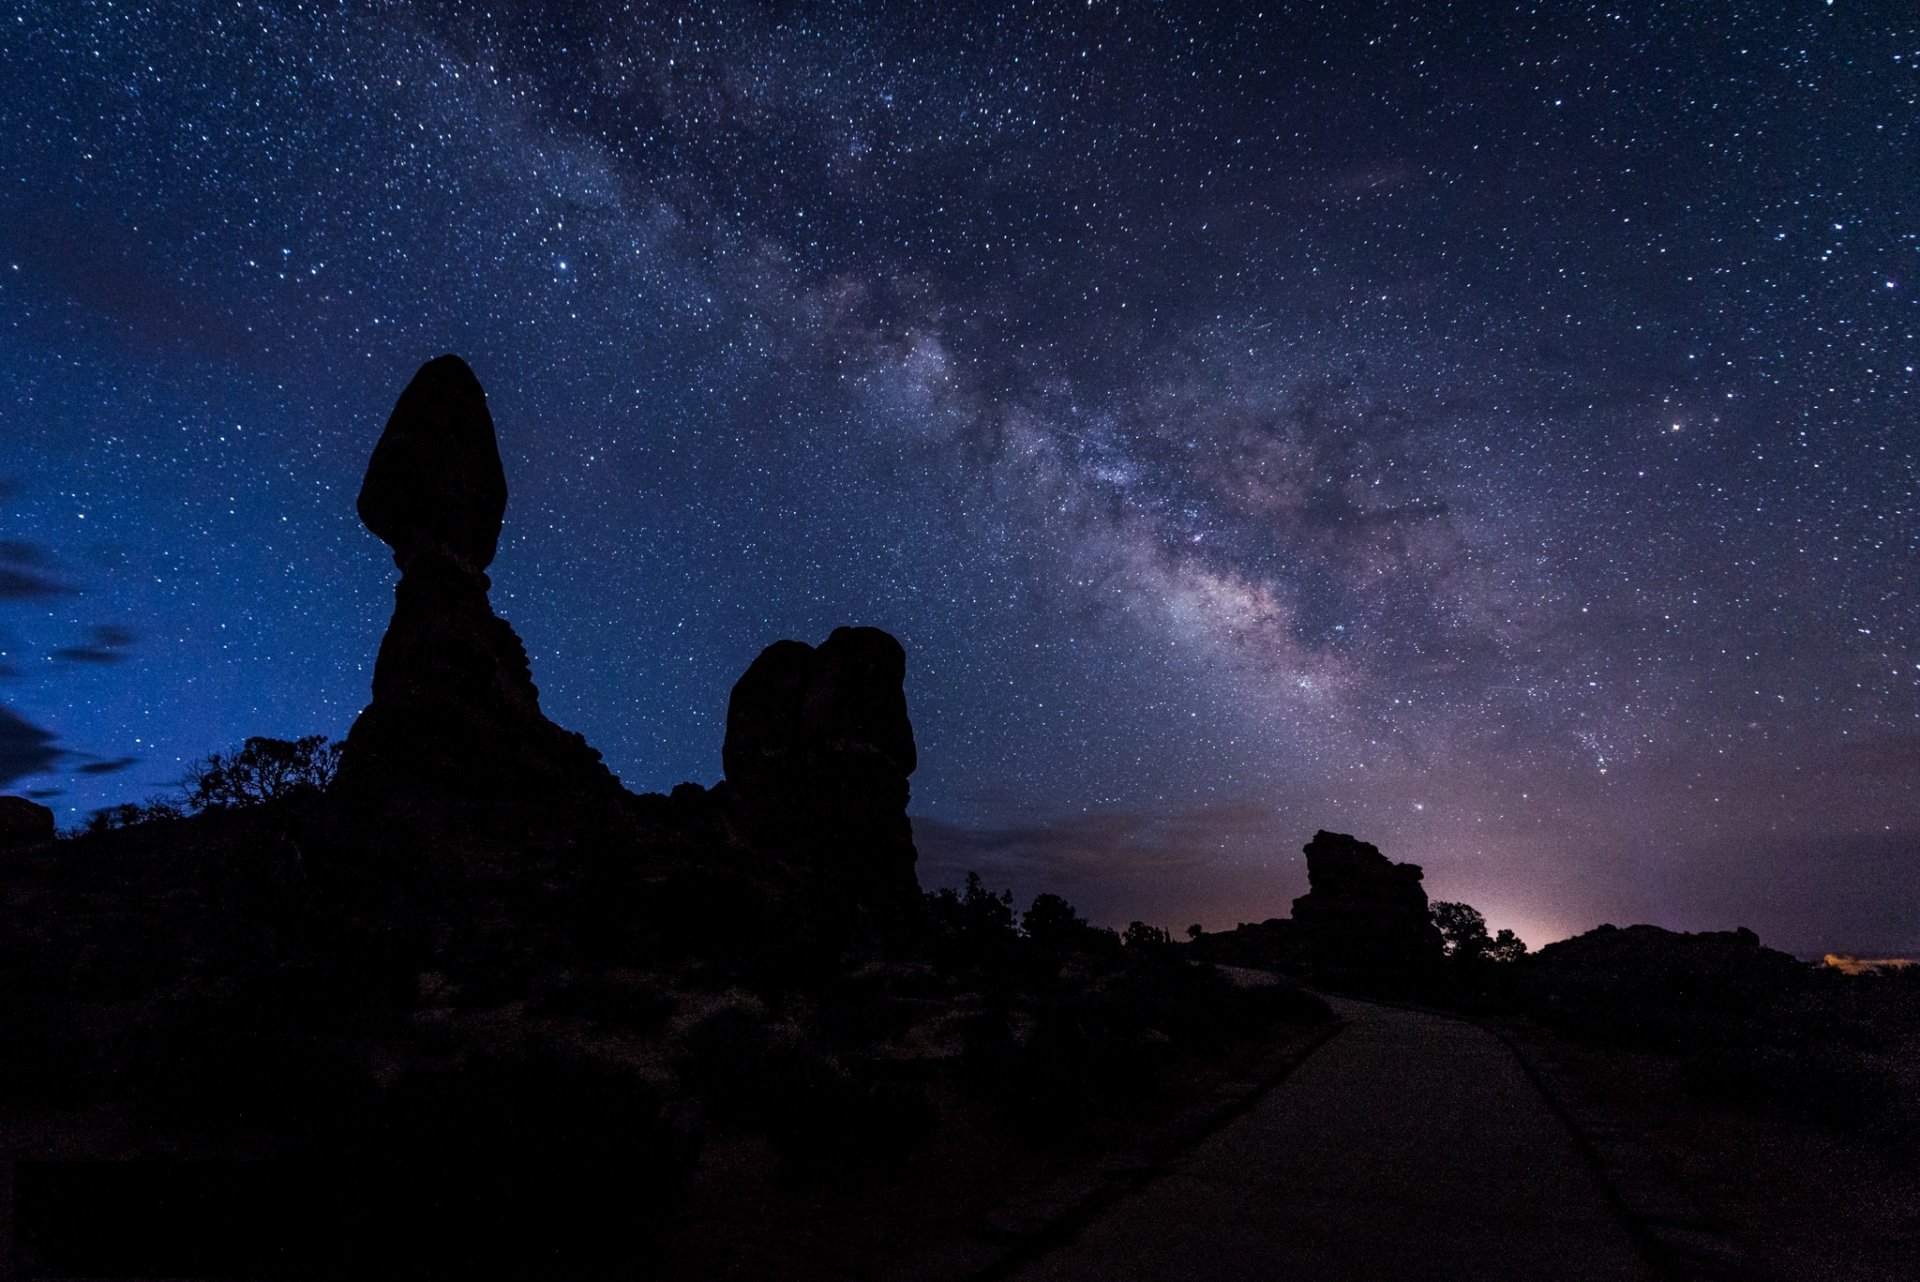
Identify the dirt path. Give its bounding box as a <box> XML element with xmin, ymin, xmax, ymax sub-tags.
<box><xmin>1007</xmin><ymin>996</ymin><xmax>1653</xmax><ymax>1281</ymax></box>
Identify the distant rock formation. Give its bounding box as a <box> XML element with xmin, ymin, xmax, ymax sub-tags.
<box><xmin>1289</xmin><ymin>830</ymin><xmax>1445</xmax><ymax>983</ymax></box>
<box><xmin>1534</xmin><ymin>923</ymin><xmax>1804</xmax><ymax>981</ymax></box>
<box><xmin>1527</xmin><ymin>923</ymin><xmax>1810</xmax><ymax>1048</ymax></box>
<box><xmin>333</xmin><ymin>356</ymin><xmax>621</xmax><ymax>829</ymax></box>
<box><xmin>0</xmin><ymin>795</ymin><xmax>55</xmax><ymax>849</ymax></box>
<box><xmin>722</xmin><ymin>627</ymin><xmax>919</xmax><ymax>915</ymax></box>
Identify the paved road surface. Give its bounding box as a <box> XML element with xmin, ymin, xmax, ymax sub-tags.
<box><xmin>1009</xmin><ymin>996</ymin><xmax>1653</xmax><ymax>1281</ymax></box>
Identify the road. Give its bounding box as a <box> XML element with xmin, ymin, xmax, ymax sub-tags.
<box><xmin>1008</xmin><ymin>996</ymin><xmax>1654</xmax><ymax>1281</ymax></box>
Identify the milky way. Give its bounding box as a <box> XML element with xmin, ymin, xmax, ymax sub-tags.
<box><xmin>2</xmin><ymin>2</ymin><xmax>1914</xmax><ymax>951</ymax></box>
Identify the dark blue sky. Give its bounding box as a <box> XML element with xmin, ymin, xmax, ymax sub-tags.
<box><xmin>2</xmin><ymin>1</ymin><xmax>1914</xmax><ymax>951</ymax></box>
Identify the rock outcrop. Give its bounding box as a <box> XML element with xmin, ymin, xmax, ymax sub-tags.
<box><xmin>1526</xmin><ymin>922</ymin><xmax>1809</xmax><ymax>1048</ymax></box>
<box><xmin>332</xmin><ymin>356</ymin><xmax>621</xmax><ymax>831</ymax></box>
<box><xmin>0</xmin><ymin>795</ymin><xmax>55</xmax><ymax>849</ymax></box>
<box><xmin>1289</xmin><ymin>829</ymin><xmax>1445</xmax><ymax>985</ymax></box>
<box><xmin>721</xmin><ymin>627</ymin><xmax>919</xmax><ymax>916</ymax></box>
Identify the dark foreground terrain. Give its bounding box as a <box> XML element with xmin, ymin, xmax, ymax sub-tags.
<box><xmin>2</xmin><ymin>355</ymin><xmax>1911</xmax><ymax>1279</ymax></box>
<box><xmin>0</xmin><ymin>356</ymin><xmax>1336</xmax><ymax>1279</ymax></box>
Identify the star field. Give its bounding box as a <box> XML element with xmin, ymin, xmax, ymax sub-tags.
<box><xmin>1</xmin><ymin>1</ymin><xmax>1914</xmax><ymax>951</ymax></box>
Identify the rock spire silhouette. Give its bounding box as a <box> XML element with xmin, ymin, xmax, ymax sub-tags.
<box><xmin>722</xmin><ymin>626</ymin><xmax>920</xmax><ymax>912</ymax></box>
<box><xmin>333</xmin><ymin>355</ymin><xmax>620</xmax><ymax>824</ymax></box>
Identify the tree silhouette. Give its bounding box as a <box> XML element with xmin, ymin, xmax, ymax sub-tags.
<box><xmin>1021</xmin><ymin>892</ymin><xmax>1087</xmax><ymax>948</ymax></box>
<box><xmin>1431</xmin><ymin>901</ymin><xmax>1490</xmax><ymax>960</ymax></box>
<box><xmin>184</xmin><ymin>735</ymin><xmax>341</xmax><ymax>811</ymax></box>
<box><xmin>1122</xmin><ymin>921</ymin><xmax>1172</xmax><ymax>949</ymax></box>
<box><xmin>1431</xmin><ymin>901</ymin><xmax>1527</xmax><ymax>965</ymax></box>
<box><xmin>1486</xmin><ymin>927</ymin><xmax>1527</xmax><ymax>964</ymax></box>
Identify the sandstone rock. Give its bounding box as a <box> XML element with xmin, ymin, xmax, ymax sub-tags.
<box><xmin>722</xmin><ymin>627</ymin><xmax>919</xmax><ymax>914</ymax></box>
<box><xmin>1526</xmin><ymin>923</ymin><xmax>1809</xmax><ymax>1048</ymax></box>
<box><xmin>356</xmin><ymin>355</ymin><xmax>508</xmax><ymax>573</ymax></box>
<box><xmin>334</xmin><ymin>356</ymin><xmax>621</xmax><ymax>830</ymax></box>
<box><xmin>1289</xmin><ymin>829</ymin><xmax>1445</xmax><ymax>984</ymax></box>
<box><xmin>0</xmin><ymin>795</ymin><xmax>56</xmax><ymax>849</ymax></box>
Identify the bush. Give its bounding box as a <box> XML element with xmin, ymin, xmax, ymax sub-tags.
<box><xmin>1122</xmin><ymin>921</ymin><xmax>1174</xmax><ymax>951</ymax></box>
<box><xmin>82</xmin><ymin>797</ymin><xmax>185</xmax><ymax>834</ymax></box>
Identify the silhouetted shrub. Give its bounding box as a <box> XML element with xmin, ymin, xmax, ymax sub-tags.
<box><xmin>82</xmin><ymin>797</ymin><xmax>186</xmax><ymax>834</ymax></box>
<box><xmin>924</xmin><ymin>872</ymin><xmax>1027</xmax><ymax>974</ymax></box>
<box><xmin>1022</xmin><ymin>892</ymin><xmax>1089</xmax><ymax>948</ymax></box>
<box><xmin>1122</xmin><ymin>921</ymin><xmax>1173</xmax><ymax>950</ymax></box>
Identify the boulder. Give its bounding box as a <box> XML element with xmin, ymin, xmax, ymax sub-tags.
<box><xmin>722</xmin><ymin>627</ymin><xmax>919</xmax><ymax>915</ymax></box>
<box><xmin>356</xmin><ymin>355</ymin><xmax>508</xmax><ymax>573</ymax></box>
<box><xmin>0</xmin><ymin>795</ymin><xmax>55</xmax><ymax>849</ymax></box>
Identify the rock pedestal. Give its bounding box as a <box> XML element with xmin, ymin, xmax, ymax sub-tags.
<box><xmin>721</xmin><ymin>626</ymin><xmax>919</xmax><ymax>915</ymax></box>
<box><xmin>1289</xmin><ymin>830</ymin><xmax>1445</xmax><ymax>985</ymax></box>
<box><xmin>333</xmin><ymin>356</ymin><xmax>620</xmax><ymax>828</ymax></box>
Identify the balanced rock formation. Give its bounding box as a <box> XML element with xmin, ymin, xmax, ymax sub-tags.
<box><xmin>1289</xmin><ymin>830</ymin><xmax>1445</xmax><ymax>985</ymax></box>
<box><xmin>333</xmin><ymin>356</ymin><xmax>621</xmax><ymax>830</ymax></box>
<box><xmin>0</xmin><ymin>795</ymin><xmax>56</xmax><ymax>850</ymax></box>
<box><xmin>721</xmin><ymin>627</ymin><xmax>919</xmax><ymax>915</ymax></box>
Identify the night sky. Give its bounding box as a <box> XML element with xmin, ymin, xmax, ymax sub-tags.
<box><xmin>2</xmin><ymin>2</ymin><xmax>1914</xmax><ymax>953</ymax></box>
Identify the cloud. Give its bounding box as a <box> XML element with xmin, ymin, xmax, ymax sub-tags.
<box><xmin>51</xmin><ymin>624</ymin><xmax>137</xmax><ymax>666</ymax></box>
<box><xmin>0</xmin><ymin>541</ymin><xmax>49</xmax><ymax>564</ymax></box>
<box><xmin>74</xmin><ymin>755</ymin><xmax>140</xmax><ymax>776</ymax></box>
<box><xmin>0</xmin><ymin>538</ymin><xmax>76</xmax><ymax>601</ymax></box>
<box><xmin>0</xmin><ymin>568</ymin><xmax>71</xmax><ymax>601</ymax></box>
<box><xmin>915</xmin><ymin>800</ymin><xmax>1292</xmax><ymax>927</ymax></box>
<box><xmin>0</xmin><ymin>707</ymin><xmax>61</xmax><ymax>787</ymax></box>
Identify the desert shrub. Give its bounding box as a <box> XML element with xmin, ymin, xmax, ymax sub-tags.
<box><xmin>82</xmin><ymin>797</ymin><xmax>186</xmax><ymax>834</ymax></box>
<box><xmin>1023</xmin><ymin>892</ymin><xmax>1109</xmax><ymax>952</ymax></box>
<box><xmin>926</xmin><ymin>873</ymin><xmax>1018</xmax><ymax>943</ymax></box>
<box><xmin>924</xmin><ymin>873</ymin><xmax>1029</xmax><ymax>976</ymax></box>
